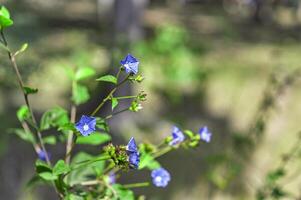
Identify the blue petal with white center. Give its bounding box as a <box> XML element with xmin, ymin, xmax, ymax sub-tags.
<box><xmin>151</xmin><ymin>168</ymin><xmax>171</xmax><ymax>188</ymax></box>
<box><xmin>75</xmin><ymin>115</ymin><xmax>96</xmax><ymax>136</ymax></box>
<box><xmin>169</xmin><ymin>126</ymin><xmax>185</xmax><ymax>146</ymax></box>
<box><xmin>199</xmin><ymin>126</ymin><xmax>212</xmax><ymax>143</ymax></box>
<box><xmin>120</xmin><ymin>54</ymin><xmax>139</xmax><ymax>74</ymax></box>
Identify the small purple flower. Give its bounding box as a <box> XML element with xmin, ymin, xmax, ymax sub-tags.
<box><xmin>199</xmin><ymin>126</ymin><xmax>212</xmax><ymax>143</ymax></box>
<box><xmin>151</xmin><ymin>168</ymin><xmax>171</xmax><ymax>188</ymax></box>
<box><xmin>120</xmin><ymin>54</ymin><xmax>139</xmax><ymax>74</ymax></box>
<box><xmin>126</xmin><ymin>137</ymin><xmax>140</xmax><ymax>169</ymax></box>
<box><xmin>75</xmin><ymin>115</ymin><xmax>96</xmax><ymax>136</ymax></box>
<box><xmin>37</xmin><ymin>149</ymin><xmax>50</xmax><ymax>161</ymax></box>
<box><xmin>108</xmin><ymin>172</ymin><xmax>116</xmax><ymax>184</ymax></box>
<box><xmin>169</xmin><ymin>126</ymin><xmax>185</xmax><ymax>146</ymax></box>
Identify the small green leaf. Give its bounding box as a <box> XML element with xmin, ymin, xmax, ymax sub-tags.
<box><xmin>111</xmin><ymin>98</ymin><xmax>118</xmax><ymax>110</ymax></box>
<box><xmin>58</xmin><ymin>122</ymin><xmax>76</xmax><ymax>132</ymax></box>
<box><xmin>38</xmin><ymin>172</ymin><xmax>58</xmax><ymax>181</ymax></box>
<box><xmin>16</xmin><ymin>105</ymin><xmax>30</xmax><ymax>121</ymax></box>
<box><xmin>95</xmin><ymin>117</ymin><xmax>109</xmax><ymax>132</ymax></box>
<box><xmin>76</xmin><ymin>132</ymin><xmax>111</xmax><ymax>145</ymax></box>
<box><xmin>96</xmin><ymin>75</ymin><xmax>117</xmax><ymax>84</ymax></box>
<box><xmin>139</xmin><ymin>153</ymin><xmax>161</xmax><ymax>170</ymax></box>
<box><xmin>14</xmin><ymin>43</ymin><xmax>28</xmax><ymax>56</ymax></box>
<box><xmin>112</xmin><ymin>184</ymin><xmax>135</xmax><ymax>200</ymax></box>
<box><xmin>11</xmin><ymin>128</ymin><xmax>35</xmax><ymax>144</ymax></box>
<box><xmin>0</xmin><ymin>6</ymin><xmax>13</xmax><ymax>28</ymax></box>
<box><xmin>35</xmin><ymin>160</ymin><xmax>52</xmax><ymax>173</ymax></box>
<box><xmin>72</xmin><ymin>83</ymin><xmax>90</xmax><ymax>105</ymax></box>
<box><xmin>75</xmin><ymin>67</ymin><xmax>96</xmax><ymax>81</ymax></box>
<box><xmin>23</xmin><ymin>86</ymin><xmax>38</xmax><ymax>95</ymax></box>
<box><xmin>53</xmin><ymin>160</ymin><xmax>70</xmax><ymax>175</ymax></box>
<box><xmin>43</xmin><ymin>136</ymin><xmax>57</xmax><ymax>145</ymax></box>
<box><xmin>40</xmin><ymin>107</ymin><xmax>69</xmax><ymax>131</ymax></box>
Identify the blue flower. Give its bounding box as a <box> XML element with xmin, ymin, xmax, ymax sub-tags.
<box><xmin>75</xmin><ymin>115</ymin><xmax>96</xmax><ymax>136</ymax></box>
<box><xmin>151</xmin><ymin>168</ymin><xmax>171</xmax><ymax>188</ymax></box>
<box><xmin>120</xmin><ymin>54</ymin><xmax>139</xmax><ymax>74</ymax></box>
<box><xmin>37</xmin><ymin>149</ymin><xmax>50</xmax><ymax>161</ymax></box>
<box><xmin>199</xmin><ymin>126</ymin><xmax>212</xmax><ymax>143</ymax></box>
<box><xmin>169</xmin><ymin>126</ymin><xmax>185</xmax><ymax>146</ymax></box>
<box><xmin>126</xmin><ymin>137</ymin><xmax>140</xmax><ymax>169</ymax></box>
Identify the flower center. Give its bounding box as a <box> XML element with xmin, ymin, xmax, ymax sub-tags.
<box><xmin>155</xmin><ymin>176</ymin><xmax>162</xmax><ymax>183</ymax></box>
<box><xmin>83</xmin><ymin>124</ymin><xmax>89</xmax><ymax>131</ymax></box>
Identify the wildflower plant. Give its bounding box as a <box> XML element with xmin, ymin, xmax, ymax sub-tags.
<box><xmin>0</xmin><ymin>6</ymin><xmax>212</xmax><ymax>200</ymax></box>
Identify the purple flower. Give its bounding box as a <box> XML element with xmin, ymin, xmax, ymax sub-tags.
<box><xmin>126</xmin><ymin>137</ymin><xmax>140</xmax><ymax>169</ymax></box>
<box><xmin>120</xmin><ymin>54</ymin><xmax>139</xmax><ymax>74</ymax></box>
<box><xmin>151</xmin><ymin>168</ymin><xmax>171</xmax><ymax>188</ymax></box>
<box><xmin>108</xmin><ymin>172</ymin><xmax>116</xmax><ymax>184</ymax></box>
<box><xmin>37</xmin><ymin>149</ymin><xmax>50</xmax><ymax>161</ymax></box>
<box><xmin>199</xmin><ymin>126</ymin><xmax>211</xmax><ymax>143</ymax></box>
<box><xmin>169</xmin><ymin>126</ymin><xmax>185</xmax><ymax>146</ymax></box>
<box><xmin>75</xmin><ymin>115</ymin><xmax>96</xmax><ymax>136</ymax></box>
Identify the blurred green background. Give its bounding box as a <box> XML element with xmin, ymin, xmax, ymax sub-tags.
<box><xmin>1</xmin><ymin>0</ymin><xmax>301</xmax><ymax>199</ymax></box>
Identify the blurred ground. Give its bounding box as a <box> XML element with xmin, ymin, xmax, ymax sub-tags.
<box><xmin>1</xmin><ymin>0</ymin><xmax>301</xmax><ymax>199</ymax></box>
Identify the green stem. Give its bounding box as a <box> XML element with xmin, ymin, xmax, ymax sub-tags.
<box><xmin>153</xmin><ymin>146</ymin><xmax>172</xmax><ymax>159</ymax></box>
<box><xmin>72</xmin><ymin>155</ymin><xmax>111</xmax><ymax>171</ymax></box>
<box><xmin>105</xmin><ymin>107</ymin><xmax>130</xmax><ymax>120</ymax></box>
<box><xmin>123</xmin><ymin>182</ymin><xmax>150</xmax><ymax>189</ymax></box>
<box><xmin>115</xmin><ymin>95</ymin><xmax>137</xmax><ymax>100</ymax></box>
<box><xmin>91</xmin><ymin>69</ymin><xmax>130</xmax><ymax>116</ymax></box>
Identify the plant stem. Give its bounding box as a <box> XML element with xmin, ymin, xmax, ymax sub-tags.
<box><xmin>123</xmin><ymin>182</ymin><xmax>150</xmax><ymax>188</ymax></box>
<box><xmin>91</xmin><ymin>69</ymin><xmax>130</xmax><ymax>116</ymax></box>
<box><xmin>0</xmin><ymin>29</ymin><xmax>51</xmax><ymax>165</ymax></box>
<box><xmin>115</xmin><ymin>95</ymin><xmax>137</xmax><ymax>100</ymax></box>
<box><xmin>105</xmin><ymin>107</ymin><xmax>129</xmax><ymax>120</ymax></box>
<box><xmin>65</xmin><ymin>104</ymin><xmax>76</xmax><ymax>164</ymax></box>
<box><xmin>72</xmin><ymin>155</ymin><xmax>111</xmax><ymax>171</ymax></box>
<box><xmin>153</xmin><ymin>146</ymin><xmax>172</xmax><ymax>159</ymax></box>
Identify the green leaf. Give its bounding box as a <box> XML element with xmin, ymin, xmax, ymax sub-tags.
<box><xmin>96</xmin><ymin>117</ymin><xmax>110</xmax><ymax>132</ymax></box>
<box><xmin>11</xmin><ymin>128</ymin><xmax>35</xmax><ymax>144</ymax></box>
<box><xmin>68</xmin><ymin>152</ymin><xmax>105</xmax><ymax>185</ymax></box>
<box><xmin>14</xmin><ymin>43</ymin><xmax>28</xmax><ymax>56</ymax></box>
<box><xmin>40</xmin><ymin>107</ymin><xmax>69</xmax><ymax>131</ymax></box>
<box><xmin>35</xmin><ymin>160</ymin><xmax>52</xmax><ymax>174</ymax></box>
<box><xmin>0</xmin><ymin>6</ymin><xmax>13</xmax><ymax>28</ymax></box>
<box><xmin>0</xmin><ymin>6</ymin><xmax>10</xmax><ymax>18</ymax></box>
<box><xmin>139</xmin><ymin>153</ymin><xmax>161</xmax><ymax>170</ymax></box>
<box><xmin>76</xmin><ymin>132</ymin><xmax>111</xmax><ymax>145</ymax></box>
<box><xmin>96</xmin><ymin>75</ymin><xmax>117</xmax><ymax>84</ymax></box>
<box><xmin>112</xmin><ymin>184</ymin><xmax>134</xmax><ymax>200</ymax></box>
<box><xmin>111</xmin><ymin>98</ymin><xmax>118</xmax><ymax>110</ymax></box>
<box><xmin>43</xmin><ymin>136</ymin><xmax>57</xmax><ymax>145</ymax></box>
<box><xmin>58</xmin><ymin>122</ymin><xmax>76</xmax><ymax>132</ymax></box>
<box><xmin>23</xmin><ymin>86</ymin><xmax>38</xmax><ymax>95</ymax></box>
<box><xmin>26</xmin><ymin>175</ymin><xmax>43</xmax><ymax>189</ymax></box>
<box><xmin>72</xmin><ymin>83</ymin><xmax>90</xmax><ymax>105</ymax></box>
<box><xmin>53</xmin><ymin>160</ymin><xmax>71</xmax><ymax>175</ymax></box>
<box><xmin>16</xmin><ymin>105</ymin><xmax>30</xmax><ymax>121</ymax></box>
<box><xmin>38</xmin><ymin>172</ymin><xmax>58</xmax><ymax>181</ymax></box>
<box><xmin>75</xmin><ymin>67</ymin><xmax>96</xmax><ymax>81</ymax></box>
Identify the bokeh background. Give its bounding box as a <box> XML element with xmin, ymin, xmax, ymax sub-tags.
<box><xmin>1</xmin><ymin>0</ymin><xmax>301</xmax><ymax>199</ymax></box>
